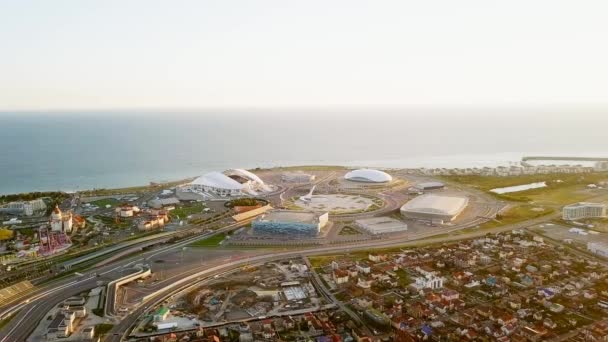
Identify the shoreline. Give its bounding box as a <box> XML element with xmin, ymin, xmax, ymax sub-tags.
<box><xmin>0</xmin><ymin>178</ymin><xmax>195</xmax><ymax>198</ymax></box>
<box><xmin>1</xmin><ymin>156</ymin><xmax>605</xmax><ymax>197</ymax></box>
<box><xmin>0</xmin><ymin>153</ymin><xmax>527</xmax><ymax>195</ymax></box>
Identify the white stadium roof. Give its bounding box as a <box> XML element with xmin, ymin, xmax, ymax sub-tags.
<box><xmin>400</xmin><ymin>194</ymin><xmax>468</xmax><ymax>216</ymax></box>
<box><xmin>344</xmin><ymin>169</ymin><xmax>393</xmax><ymax>183</ymax></box>
<box><xmin>191</xmin><ymin>172</ymin><xmax>244</xmax><ymax>190</ymax></box>
<box><xmin>224</xmin><ymin>168</ymin><xmax>265</xmax><ymax>185</ymax></box>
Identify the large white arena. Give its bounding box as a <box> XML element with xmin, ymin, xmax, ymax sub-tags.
<box><xmin>344</xmin><ymin>169</ymin><xmax>393</xmax><ymax>183</ymax></box>
<box><xmin>400</xmin><ymin>194</ymin><xmax>469</xmax><ymax>223</ymax></box>
<box><xmin>178</xmin><ymin>169</ymin><xmax>271</xmax><ymax>199</ymax></box>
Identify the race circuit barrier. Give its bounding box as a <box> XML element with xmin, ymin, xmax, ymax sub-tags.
<box><xmin>104</xmin><ymin>265</ymin><xmax>151</xmax><ymax>316</ymax></box>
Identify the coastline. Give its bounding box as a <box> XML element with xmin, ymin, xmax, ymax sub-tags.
<box><xmin>0</xmin><ymin>153</ymin><xmax>521</xmax><ymax>195</ymax></box>
<box><xmin>1</xmin><ymin>152</ymin><xmax>604</xmax><ymax>196</ymax></box>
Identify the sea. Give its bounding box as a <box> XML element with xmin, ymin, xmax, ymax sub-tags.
<box><xmin>0</xmin><ymin>109</ymin><xmax>606</xmax><ymax>195</ymax></box>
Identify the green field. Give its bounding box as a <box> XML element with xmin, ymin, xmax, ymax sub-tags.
<box><xmin>189</xmin><ymin>233</ymin><xmax>226</xmax><ymax>247</ymax></box>
<box><xmin>95</xmin><ymin>323</ymin><xmax>114</xmax><ymax>337</ymax></box>
<box><xmin>89</xmin><ymin>198</ymin><xmax>120</xmax><ymax>208</ymax></box>
<box><xmin>170</xmin><ymin>203</ymin><xmax>206</xmax><ymax>219</ymax></box>
<box><xmin>444</xmin><ymin>172</ymin><xmax>608</xmax><ymax>191</ymax></box>
<box><xmin>271</xmin><ymin>165</ymin><xmax>346</xmax><ymax>171</ymax></box>
<box><xmin>338</xmin><ymin>226</ymin><xmax>361</xmax><ymax>236</ymax></box>
<box><xmin>0</xmin><ymin>312</ymin><xmax>17</xmax><ymax>330</ymax></box>
<box><xmin>394</xmin><ymin>269</ymin><xmax>410</xmax><ymax>287</ymax></box>
<box><xmin>442</xmin><ymin>172</ymin><xmax>608</xmax><ymax>231</ymax></box>
<box><xmin>308</xmin><ymin>255</ymin><xmax>342</xmax><ymax>268</ymax></box>
<box><xmin>467</xmin><ymin>205</ymin><xmax>555</xmax><ymax>232</ymax></box>
<box><xmin>79</xmin><ymin>179</ymin><xmax>191</xmax><ymax>196</ymax></box>
<box><xmin>443</xmin><ymin>172</ymin><xmax>608</xmax><ymax>205</ymax></box>
<box><xmin>96</xmin><ymin>215</ymin><xmax>131</xmax><ymax>229</ymax></box>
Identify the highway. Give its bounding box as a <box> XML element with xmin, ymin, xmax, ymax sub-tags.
<box><xmin>0</xmin><ymin>219</ymin><xmax>254</xmax><ymax>342</ymax></box>
<box><xmin>3</xmin><ymin>175</ymin><xmax>607</xmax><ymax>341</ymax></box>
<box><xmin>106</xmin><ymin>211</ymin><xmax>565</xmax><ymax>341</ymax></box>
<box><xmin>0</xmin><ymin>204</ymin><xmax>560</xmax><ymax>341</ymax></box>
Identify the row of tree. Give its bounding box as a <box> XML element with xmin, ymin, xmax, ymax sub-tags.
<box><xmin>0</xmin><ymin>191</ymin><xmax>65</xmax><ymax>204</ymax></box>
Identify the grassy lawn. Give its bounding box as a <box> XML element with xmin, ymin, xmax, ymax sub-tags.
<box><xmin>89</xmin><ymin>198</ymin><xmax>119</xmax><ymax>208</ymax></box>
<box><xmin>308</xmin><ymin>251</ymin><xmax>375</xmax><ymax>268</ymax></box>
<box><xmin>308</xmin><ymin>255</ymin><xmax>342</xmax><ymax>268</ymax></box>
<box><xmin>283</xmin><ymin>199</ymin><xmax>304</xmax><ymax>211</ymax></box>
<box><xmin>96</xmin><ymin>215</ymin><xmax>132</xmax><ymax>229</ymax></box>
<box><xmin>464</xmin><ymin>204</ymin><xmax>554</xmax><ymax>233</ymax></box>
<box><xmin>338</xmin><ymin>226</ymin><xmax>361</xmax><ymax>236</ymax></box>
<box><xmin>0</xmin><ymin>312</ymin><xmax>17</xmax><ymax>330</ymax></box>
<box><xmin>443</xmin><ymin>172</ymin><xmax>608</xmax><ymax>206</ymax></box>
<box><xmin>520</xmin><ymin>185</ymin><xmax>594</xmax><ymax>206</ymax></box>
<box><xmin>273</xmin><ymin>165</ymin><xmax>346</xmax><ymax>171</ymax></box>
<box><xmin>170</xmin><ymin>203</ymin><xmax>206</xmax><ymax>219</ymax></box>
<box><xmin>95</xmin><ymin>323</ymin><xmax>114</xmax><ymax>337</ymax></box>
<box><xmin>80</xmin><ymin>179</ymin><xmax>191</xmax><ymax>196</ymax></box>
<box><xmin>189</xmin><ymin>233</ymin><xmax>226</xmax><ymax>247</ymax></box>
<box><xmin>439</xmin><ymin>172</ymin><xmax>608</xmax><ymax>235</ymax></box>
<box><xmin>395</xmin><ymin>269</ymin><xmax>410</xmax><ymax>287</ymax></box>
<box><xmin>444</xmin><ymin>172</ymin><xmax>608</xmax><ymax>191</ymax></box>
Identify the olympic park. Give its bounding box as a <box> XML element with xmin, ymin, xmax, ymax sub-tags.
<box><xmin>31</xmin><ymin>166</ymin><xmax>502</xmax><ymax>341</ymax></box>
<box><xmin>172</xmin><ymin>166</ymin><xmax>501</xmax><ymax>246</ymax></box>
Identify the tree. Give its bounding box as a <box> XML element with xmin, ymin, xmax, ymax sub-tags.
<box><xmin>0</xmin><ymin>229</ymin><xmax>14</xmax><ymax>241</ymax></box>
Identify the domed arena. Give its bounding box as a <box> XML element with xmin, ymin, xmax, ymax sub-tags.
<box><xmin>344</xmin><ymin>169</ymin><xmax>393</xmax><ymax>183</ymax></box>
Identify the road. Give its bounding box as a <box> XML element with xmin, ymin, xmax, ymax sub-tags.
<box><xmin>0</xmin><ymin>219</ymin><xmax>254</xmax><ymax>342</ymax></box>
<box><xmin>0</xmin><ymin>208</ymin><xmax>559</xmax><ymax>341</ymax></box>
<box><xmin>303</xmin><ymin>256</ymin><xmax>371</xmax><ymax>335</ymax></box>
<box><xmin>106</xmin><ymin>211</ymin><xmax>567</xmax><ymax>341</ymax></box>
<box><xmin>3</xmin><ymin>185</ymin><xmax>607</xmax><ymax>341</ymax></box>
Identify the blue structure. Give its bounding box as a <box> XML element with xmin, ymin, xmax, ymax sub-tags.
<box><xmin>251</xmin><ymin>210</ymin><xmax>328</xmax><ymax>237</ymax></box>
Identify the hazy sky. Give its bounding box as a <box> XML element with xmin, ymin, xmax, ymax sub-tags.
<box><xmin>1</xmin><ymin>0</ymin><xmax>608</xmax><ymax>110</ymax></box>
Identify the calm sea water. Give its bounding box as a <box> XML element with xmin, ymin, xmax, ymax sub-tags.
<box><xmin>0</xmin><ymin>110</ymin><xmax>606</xmax><ymax>194</ymax></box>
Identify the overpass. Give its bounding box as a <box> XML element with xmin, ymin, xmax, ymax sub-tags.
<box><xmin>59</xmin><ymin>232</ymin><xmax>174</xmax><ymax>270</ymax></box>
<box><xmin>105</xmin><ymin>265</ymin><xmax>151</xmax><ymax>316</ymax></box>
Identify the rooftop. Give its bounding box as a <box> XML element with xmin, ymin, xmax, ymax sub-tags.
<box><xmin>401</xmin><ymin>194</ymin><xmax>468</xmax><ymax>216</ymax></box>
<box><xmin>344</xmin><ymin>169</ymin><xmax>393</xmax><ymax>183</ymax></box>
<box><xmin>356</xmin><ymin>217</ymin><xmax>408</xmax><ymax>231</ymax></box>
<box><xmin>564</xmin><ymin>202</ymin><xmax>606</xmax><ymax>209</ymax></box>
<box><xmin>415</xmin><ymin>182</ymin><xmax>445</xmax><ymax>189</ymax></box>
<box><xmin>225</xmin><ymin>168</ymin><xmax>265</xmax><ymax>185</ymax></box>
<box><xmin>191</xmin><ymin>172</ymin><xmax>243</xmax><ymax>190</ymax></box>
<box><xmin>257</xmin><ymin>210</ymin><xmax>323</xmax><ymax>224</ymax></box>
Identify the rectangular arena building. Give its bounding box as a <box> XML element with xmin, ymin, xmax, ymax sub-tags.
<box><xmin>355</xmin><ymin>217</ymin><xmax>408</xmax><ymax>235</ymax></box>
<box><xmin>252</xmin><ymin>210</ymin><xmax>328</xmax><ymax>237</ymax></box>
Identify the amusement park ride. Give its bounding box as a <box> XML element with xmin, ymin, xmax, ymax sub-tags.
<box><xmin>37</xmin><ymin>226</ymin><xmax>71</xmax><ymax>255</ymax></box>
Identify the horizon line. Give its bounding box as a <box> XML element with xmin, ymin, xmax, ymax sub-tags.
<box><xmin>2</xmin><ymin>103</ymin><xmax>608</xmax><ymax>114</ymax></box>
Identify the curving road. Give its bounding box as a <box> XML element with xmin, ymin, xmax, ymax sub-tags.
<box><xmin>108</xmin><ymin>211</ymin><xmax>564</xmax><ymax>341</ymax></box>
<box><xmin>0</xmin><ymin>207</ymin><xmax>556</xmax><ymax>341</ymax></box>
<box><xmin>0</xmin><ymin>220</ymin><xmax>254</xmax><ymax>342</ymax></box>
<box><xmin>6</xmin><ymin>176</ymin><xmax>607</xmax><ymax>341</ymax></box>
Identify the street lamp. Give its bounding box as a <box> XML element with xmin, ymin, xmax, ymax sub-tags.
<box><xmin>180</xmin><ymin>246</ymin><xmax>187</xmax><ymax>264</ymax></box>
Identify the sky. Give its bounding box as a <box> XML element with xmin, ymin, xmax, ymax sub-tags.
<box><xmin>1</xmin><ymin>0</ymin><xmax>608</xmax><ymax>110</ymax></box>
